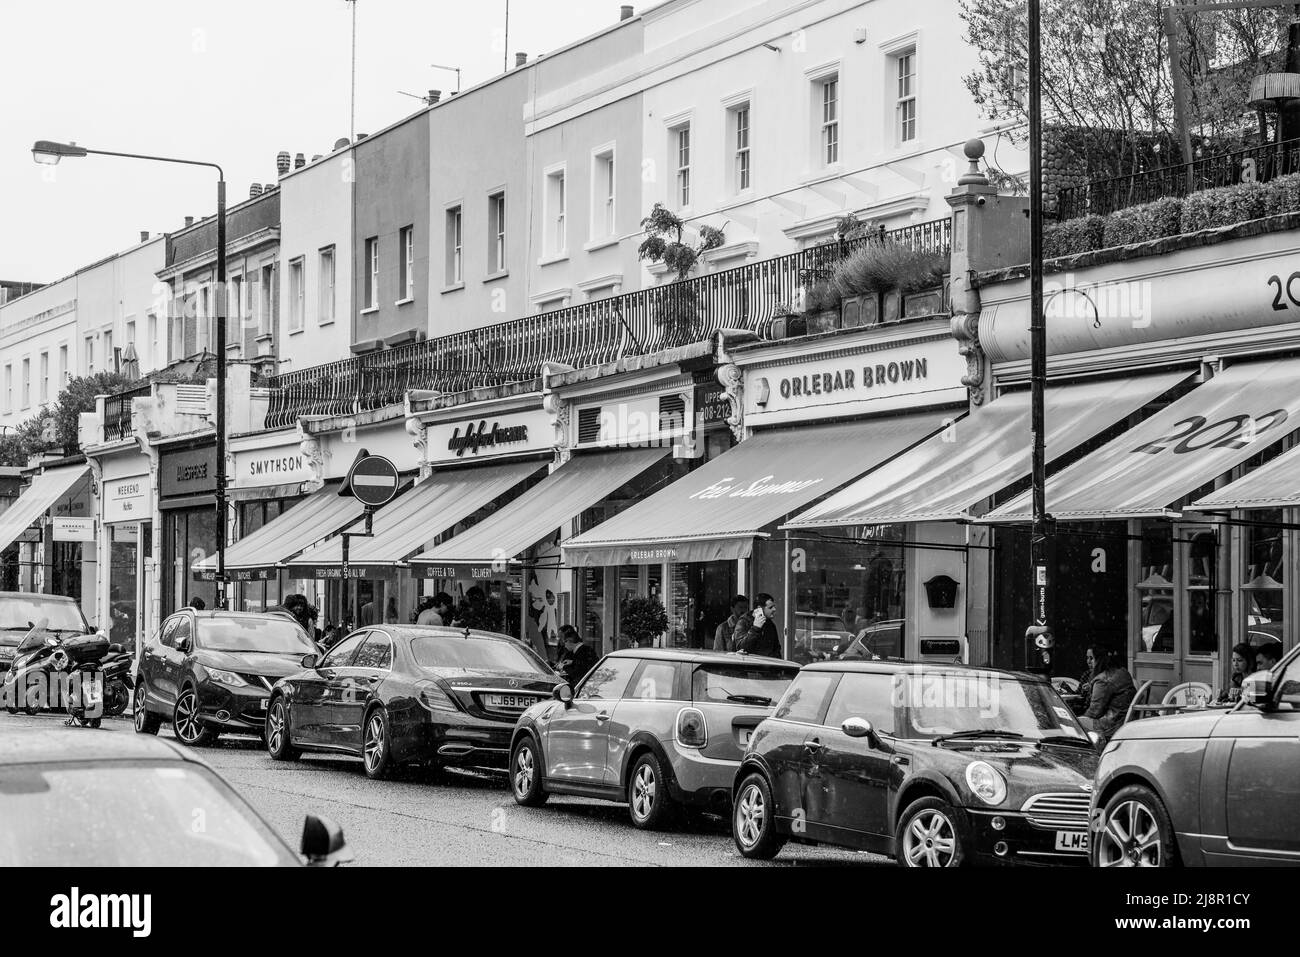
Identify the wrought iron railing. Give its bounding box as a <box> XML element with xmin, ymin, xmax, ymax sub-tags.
<box><xmin>102</xmin><ymin>382</ymin><xmax>152</xmax><ymax>443</ymax></box>
<box><xmin>262</xmin><ymin>217</ymin><xmax>953</xmax><ymax>430</ymax></box>
<box><xmin>1056</xmin><ymin>137</ymin><xmax>1300</xmax><ymax>221</ymax></box>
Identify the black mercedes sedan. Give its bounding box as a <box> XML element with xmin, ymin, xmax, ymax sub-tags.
<box><xmin>732</xmin><ymin>660</ymin><xmax>1100</xmax><ymax>866</ymax></box>
<box><xmin>135</xmin><ymin>610</ymin><xmax>319</xmax><ymax>746</ymax></box>
<box><xmin>265</xmin><ymin>625</ymin><xmax>564</xmax><ymax>779</ymax></box>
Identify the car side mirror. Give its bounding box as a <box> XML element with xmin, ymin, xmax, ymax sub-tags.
<box><xmin>176</xmin><ymin>637</ymin><xmax>191</xmax><ymax>653</ymax></box>
<box><xmin>553</xmin><ymin>683</ymin><xmax>573</xmax><ymax>705</ymax></box>
<box><xmin>301</xmin><ymin>653</ymin><xmax>319</xmax><ymax>670</ymax></box>
<box><xmin>300</xmin><ymin>814</ymin><xmax>353</xmax><ymax>867</ymax></box>
<box><xmin>1087</xmin><ymin>731</ymin><xmax>1103</xmax><ymax>748</ymax></box>
<box><xmin>841</xmin><ymin>716</ymin><xmax>873</xmax><ymax>738</ymax></box>
<box><xmin>1242</xmin><ymin>672</ymin><xmax>1274</xmax><ymax>709</ymax></box>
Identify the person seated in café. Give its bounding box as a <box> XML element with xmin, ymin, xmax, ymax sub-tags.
<box><xmin>1218</xmin><ymin>642</ymin><xmax>1257</xmax><ymax>703</ymax></box>
<box><xmin>1257</xmin><ymin>642</ymin><xmax>1283</xmax><ymax>673</ymax></box>
<box><xmin>1077</xmin><ymin>644</ymin><xmax>1136</xmax><ymax>743</ymax></box>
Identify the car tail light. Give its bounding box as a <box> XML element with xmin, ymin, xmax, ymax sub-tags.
<box><xmin>415</xmin><ymin>680</ymin><xmax>460</xmax><ymax>713</ymax></box>
<box><xmin>677</xmin><ymin>707</ymin><xmax>707</xmax><ymax>748</ymax></box>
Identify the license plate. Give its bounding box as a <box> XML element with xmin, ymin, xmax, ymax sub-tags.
<box><xmin>1054</xmin><ymin>830</ymin><xmax>1088</xmax><ymax>852</ymax></box>
<box><xmin>484</xmin><ymin>694</ymin><xmax>532</xmax><ymax>710</ymax></box>
<box><xmin>738</xmin><ymin>729</ymin><xmax>752</xmax><ymax>746</ymax></box>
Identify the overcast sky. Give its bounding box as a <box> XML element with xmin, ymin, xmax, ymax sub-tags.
<box><xmin>0</xmin><ymin>0</ymin><xmax>628</xmax><ymax>284</ymax></box>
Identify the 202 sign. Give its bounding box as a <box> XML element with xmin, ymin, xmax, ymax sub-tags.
<box><xmin>1132</xmin><ymin>410</ymin><xmax>1288</xmax><ymax>456</ymax></box>
<box><xmin>1268</xmin><ymin>273</ymin><xmax>1300</xmax><ymax>311</ymax></box>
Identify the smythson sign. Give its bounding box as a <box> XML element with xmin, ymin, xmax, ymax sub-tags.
<box><xmin>232</xmin><ymin>444</ymin><xmax>316</xmax><ymax>491</ymax></box>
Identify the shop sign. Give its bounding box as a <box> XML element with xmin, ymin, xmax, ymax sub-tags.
<box><xmin>194</xmin><ymin>566</ymin><xmax>275</xmax><ymax>583</ymax></box>
<box><xmin>52</xmin><ymin>518</ymin><xmax>96</xmax><ymax>542</ymax></box>
<box><xmin>745</xmin><ymin>336</ymin><xmax>965</xmax><ymax>423</ymax></box>
<box><xmin>232</xmin><ymin>446</ymin><xmax>315</xmax><ymax>491</ymax></box>
<box><xmin>160</xmin><ymin>446</ymin><xmax>217</xmax><ymax>498</ymax></box>
<box><xmin>695</xmin><ymin>385</ymin><xmax>730</xmax><ymax>425</ymax></box>
<box><xmin>690</xmin><ymin>475</ymin><xmax>825</xmax><ymax>500</ymax></box>
<box><xmin>424</xmin><ymin>409</ymin><xmax>552</xmax><ymax>466</ymax></box>
<box><xmin>419</xmin><ymin>563</ymin><xmax>508</xmax><ymax>581</ymax></box>
<box><xmin>103</xmin><ymin>474</ymin><xmax>149</xmax><ymax>524</ymax></box>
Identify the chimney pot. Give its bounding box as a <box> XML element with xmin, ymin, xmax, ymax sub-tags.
<box><xmin>620</xmin><ymin>5</ymin><xmax>634</xmax><ymax>20</ymax></box>
<box><xmin>139</xmin><ymin>231</ymin><xmax>150</xmax><ymax>243</ymax></box>
<box><xmin>515</xmin><ymin>52</ymin><xmax>528</xmax><ymax>67</ymax></box>
<box><xmin>294</xmin><ymin>152</ymin><xmax>306</xmax><ymax>169</ymax></box>
<box><xmin>276</xmin><ymin>150</ymin><xmax>291</xmax><ymax>174</ymax></box>
<box><xmin>312</xmin><ymin>154</ymin><xmax>323</xmax><ymax>162</ymax></box>
<box><xmin>250</xmin><ymin>183</ymin><xmax>264</xmax><ymax>198</ymax></box>
<box><xmin>184</xmin><ymin>216</ymin><xmax>195</xmax><ymax>227</ymax></box>
<box><xmin>429</xmin><ymin>89</ymin><xmax>441</xmax><ymax>103</ymax></box>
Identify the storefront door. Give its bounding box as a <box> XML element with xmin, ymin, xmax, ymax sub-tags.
<box><xmin>1133</xmin><ymin>522</ymin><xmax>1221</xmax><ymax>698</ymax></box>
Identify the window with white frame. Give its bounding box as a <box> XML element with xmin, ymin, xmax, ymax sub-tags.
<box><xmin>39</xmin><ymin>352</ymin><xmax>48</xmax><ymax>403</ymax></box>
<box><xmin>488</xmin><ymin>192</ymin><xmax>507</xmax><ymax>274</ymax></box>
<box><xmin>289</xmin><ymin>258</ymin><xmax>305</xmax><ymax>331</ymax></box>
<box><xmin>197</xmin><ymin>287</ymin><xmax>210</xmax><ymax>353</ymax></box>
<box><xmin>445</xmin><ymin>206</ymin><xmax>463</xmax><ymax>285</ymax></box>
<box><xmin>2</xmin><ymin>365</ymin><xmax>10</xmax><ymax>414</ymax></box>
<box><xmin>147</xmin><ymin>315</ymin><xmax>156</xmax><ymax>368</ymax></box>
<box><xmin>20</xmin><ymin>358</ymin><xmax>29</xmax><ymax>409</ymax></box>
<box><xmin>672</xmin><ymin>124</ymin><xmax>692</xmax><ymax>209</ymax></box>
<box><xmin>102</xmin><ymin>330</ymin><xmax>114</xmax><ymax>372</ymax></box>
<box><xmin>84</xmin><ymin>335</ymin><xmax>95</xmax><ymax>375</ymax></box>
<box><xmin>895</xmin><ymin>50</ymin><xmax>918</xmax><ymax>143</ymax></box>
<box><xmin>58</xmin><ymin>344</ymin><xmax>67</xmax><ymax>384</ymax></box>
<box><xmin>399</xmin><ymin>225</ymin><xmax>414</xmax><ymax>301</ymax></box>
<box><xmin>591</xmin><ymin>149</ymin><xmax>616</xmax><ymax>241</ymax></box>
<box><xmin>819</xmin><ymin>75</ymin><xmax>840</xmax><ymax>166</ymax></box>
<box><xmin>543</xmin><ymin>168</ymin><xmax>566</xmax><ymax>258</ymax></box>
<box><xmin>259</xmin><ymin>264</ymin><xmax>275</xmax><ymax>337</ymax></box>
<box><xmin>319</xmin><ymin>247</ymin><xmax>336</xmax><ymax>324</ymax></box>
<box><xmin>729</xmin><ymin>103</ymin><xmax>752</xmax><ymax>192</ymax></box>
<box><xmin>364</xmin><ymin>237</ymin><xmax>379</xmax><ymax>308</ymax></box>
<box><xmin>229</xmin><ymin>277</ymin><xmax>242</xmax><ymax>340</ymax></box>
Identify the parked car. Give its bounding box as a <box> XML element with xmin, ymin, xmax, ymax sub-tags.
<box><xmin>509</xmin><ymin>649</ymin><xmax>800</xmax><ymax>829</ymax></box>
<box><xmin>0</xmin><ymin>727</ymin><xmax>351</xmax><ymax>866</ymax></box>
<box><xmin>134</xmin><ymin>609</ymin><xmax>318</xmax><ymax>746</ymax></box>
<box><xmin>792</xmin><ymin>613</ymin><xmax>852</xmax><ymax>663</ymax></box>
<box><xmin>0</xmin><ymin>592</ymin><xmax>91</xmax><ymax>676</ymax></box>
<box><xmin>266</xmin><ymin>625</ymin><xmax>564</xmax><ymax>779</ymax></box>
<box><xmin>1089</xmin><ymin>645</ymin><xmax>1300</xmax><ymax>866</ymax></box>
<box><xmin>836</xmin><ymin>619</ymin><xmax>905</xmax><ymax>660</ymax></box>
<box><xmin>732</xmin><ymin>660</ymin><xmax>1100</xmax><ymax>866</ymax></box>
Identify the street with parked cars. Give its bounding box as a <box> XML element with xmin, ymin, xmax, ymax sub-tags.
<box><xmin>2</xmin><ymin>602</ymin><xmax>1299</xmax><ymax>867</ymax></box>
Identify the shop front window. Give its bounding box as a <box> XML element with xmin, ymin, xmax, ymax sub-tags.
<box><xmin>1186</xmin><ymin>529</ymin><xmax>1218</xmax><ymax>656</ymax></box>
<box><xmin>1244</xmin><ymin>510</ymin><xmax>1285</xmax><ymax>655</ymax></box>
<box><xmin>792</xmin><ymin>526</ymin><xmax>905</xmax><ymax>665</ymax></box>
<box><xmin>1136</xmin><ymin>522</ymin><xmax>1173</xmax><ymax>655</ymax></box>
<box><xmin>165</xmin><ymin>508</ymin><xmax>217</xmax><ymax>616</ymax></box>
<box><xmin>108</xmin><ymin>525</ymin><xmax>139</xmax><ymax>650</ymax></box>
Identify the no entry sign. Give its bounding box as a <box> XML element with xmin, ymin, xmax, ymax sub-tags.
<box><xmin>343</xmin><ymin>454</ymin><xmax>400</xmax><ymax>508</ymax></box>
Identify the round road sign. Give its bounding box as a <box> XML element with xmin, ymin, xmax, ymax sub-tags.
<box><xmin>347</xmin><ymin>454</ymin><xmax>400</xmax><ymax>508</ymax></box>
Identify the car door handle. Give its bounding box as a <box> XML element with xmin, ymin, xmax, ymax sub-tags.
<box><xmin>595</xmin><ymin>711</ymin><xmax>610</xmax><ymax>722</ymax></box>
<box><xmin>804</xmin><ymin>738</ymin><xmax>824</xmax><ymax>753</ymax></box>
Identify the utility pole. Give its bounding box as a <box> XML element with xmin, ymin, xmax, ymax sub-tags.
<box><xmin>1026</xmin><ymin>0</ymin><xmax>1054</xmax><ymax>675</ymax></box>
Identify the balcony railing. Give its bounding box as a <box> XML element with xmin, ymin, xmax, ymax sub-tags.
<box><xmin>1057</xmin><ymin>138</ymin><xmax>1300</xmax><ymax>221</ymax></box>
<box><xmin>103</xmin><ymin>382</ymin><xmax>152</xmax><ymax>443</ymax></box>
<box><xmin>263</xmin><ymin>217</ymin><xmax>952</xmax><ymax>430</ymax></box>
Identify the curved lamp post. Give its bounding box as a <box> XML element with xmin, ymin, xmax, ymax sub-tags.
<box><xmin>32</xmin><ymin>139</ymin><xmax>230</xmax><ymax>609</ymax></box>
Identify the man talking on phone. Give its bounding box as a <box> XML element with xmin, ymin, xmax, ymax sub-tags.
<box><xmin>736</xmin><ymin>593</ymin><xmax>783</xmax><ymax>658</ymax></box>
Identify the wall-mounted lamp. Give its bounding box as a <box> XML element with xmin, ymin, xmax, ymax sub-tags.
<box><xmin>854</xmin><ymin>28</ymin><xmax>868</xmax><ymax>44</ymax></box>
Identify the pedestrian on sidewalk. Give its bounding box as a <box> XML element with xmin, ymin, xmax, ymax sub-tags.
<box><xmin>714</xmin><ymin>594</ymin><xmax>748</xmax><ymax>651</ymax></box>
<box><xmin>737</xmin><ymin>593</ymin><xmax>782</xmax><ymax>658</ymax></box>
<box><xmin>556</xmin><ymin>625</ymin><xmax>597</xmax><ymax>686</ymax></box>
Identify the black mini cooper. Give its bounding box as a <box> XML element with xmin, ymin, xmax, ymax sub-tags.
<box><xmin>732</xmin><ymin>660</ymin><xmax>1100</xmax><ymax>866</ymax></box>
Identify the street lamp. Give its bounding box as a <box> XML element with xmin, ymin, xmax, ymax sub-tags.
<box><xmin>32</xmin><ymin>139</ymin><xmax>231</xmax><ymax>610</ymax></box>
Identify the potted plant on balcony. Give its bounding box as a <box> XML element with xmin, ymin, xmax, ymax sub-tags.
<box><xmin>767</xmin><ymin>301</ymin><xmax>803</xmax><ymax>340</ymax></box>
<box><xmin>831</xmin><ymin>242</ymin><xmax>948</xmax><ymax>326</ymax></box>
<box><xmin>637</xmin><ymin>204</ymin><xmax>726</xmax><ymax>345</ymax></box>
<box><xmin>804</xmin><ymin>280</ymin><xmax>843</xmax><ymax>334</ymax></box>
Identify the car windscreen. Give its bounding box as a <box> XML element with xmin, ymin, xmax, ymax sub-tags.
<box><xmin>692</xmin><ymin>664</ymin><xmax>799</xmax><ymax>706</ymax></box>
<box><xmin>198</xmin><ymin>618</ymin><xmax>315</xmax><ymax>654</ymax></box>
<box><xmin>411</xmin><ymin>636</ymin><xmax>551</xmax><ymax>674</ymax></box>
<box><xmin>0</xmin><ymin>599</ymin><xmax>87</xmax><ymax>640</ymax></box>
<box><xmin>0</xmin><ymin>762</ymin><xmax>296</xmax><ymax>866</ymax></box>
<box><xmin>895</xmin><ymin>672</ymin><xmax>1088</xmax><ymax>741</ymax></box>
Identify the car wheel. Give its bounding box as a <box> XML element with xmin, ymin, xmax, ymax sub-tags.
<box><xmin>733</xmin><ymin>773</ymin><xmax>786</xmax><ymax>860</ymax></box>
<box><xmin>133</xmin><ymin>688</ymin><xmax>161</xmax><ymax>735</ymax></box>
<box><xmin>266</xmin><ymin>697</ymin><xmax>300</xmax><ymax>761</ymax></box>
<box><xmin>173</xmin><ymin>687</ymin><xmax>216</xmax><ymax>747</ymax></box>
<box><xmin>627</xmin><ymin>750</ymin><xmax>675</xmax><ymax>830</ymax></box>
<box><xmin>897</xmin><ymin>797</ymin><xmax>967</xmax><ymax>868</ymax></box>
<box><xmin>510</xmin><ymin>735</ymin><xmax>548</xmax><ymax>807</ymax></box>
<box><xmin>1095</xmin><ymin>785</ymin><xmax>1179</xmax><ymax>867</ymax></box>
<box><xmin>362</xmin><ymin>707</ymin><xmax>393</xmax><ymax>779</ymax></box>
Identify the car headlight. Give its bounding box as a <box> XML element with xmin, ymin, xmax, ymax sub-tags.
<box><xmin>965</xmin><ymin>761</ymin><xmax>1008</xmax><ymax>806</ymax></box>
<box><xmin>206</xmin><ymin>668</ymin><xmax>248</xmax><ymax>688</ymax></box>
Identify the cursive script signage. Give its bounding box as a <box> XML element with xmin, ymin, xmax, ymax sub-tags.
<box><xmin>690</xmin><ymin>474</ymin><xmax>824</xmax><ymax>500</ymax></box>
<box><xmin>448</xmin><ymin>420</ymin><xmax>530</xmax><ymax>457</ymax></box>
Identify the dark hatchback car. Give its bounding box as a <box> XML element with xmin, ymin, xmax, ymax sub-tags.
<box><xmin>135</xmin><ymin>610</ymin><xmax>318</xmax><ymax>746</ymax></box>
<box><xmin>733</xmin><ymin>660</ymin><xmax>1100</xmax><ymax>866</ymax></box>
<box><xmin>0</xmin><ymin>728</ymin><xmax>350</xmax><ymax>866</ymax></box>
<box><xmin>0</xmin><ymin>592</ymin><xmax>92</xmax><ymax>675</ymax></box>
<box><xmin>266</xmin><ymin>625</ymin><xmax>564</xmax><ymax>779</ymax></box>
<box><xmin>1089</xmin><ymin>645</ymin><xmax>1300</xmax><ymax>867</ymax></box>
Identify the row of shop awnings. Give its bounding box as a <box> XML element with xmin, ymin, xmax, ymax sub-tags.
<box><xmin>44</xmin><ymin>351</ymin><xmax>1284</xmax><ymax>580</ymax></box>
<box><xmin>0</xmin><ymin>465</ymin><xmax>90</xmax><ymax>555</ymax></box>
